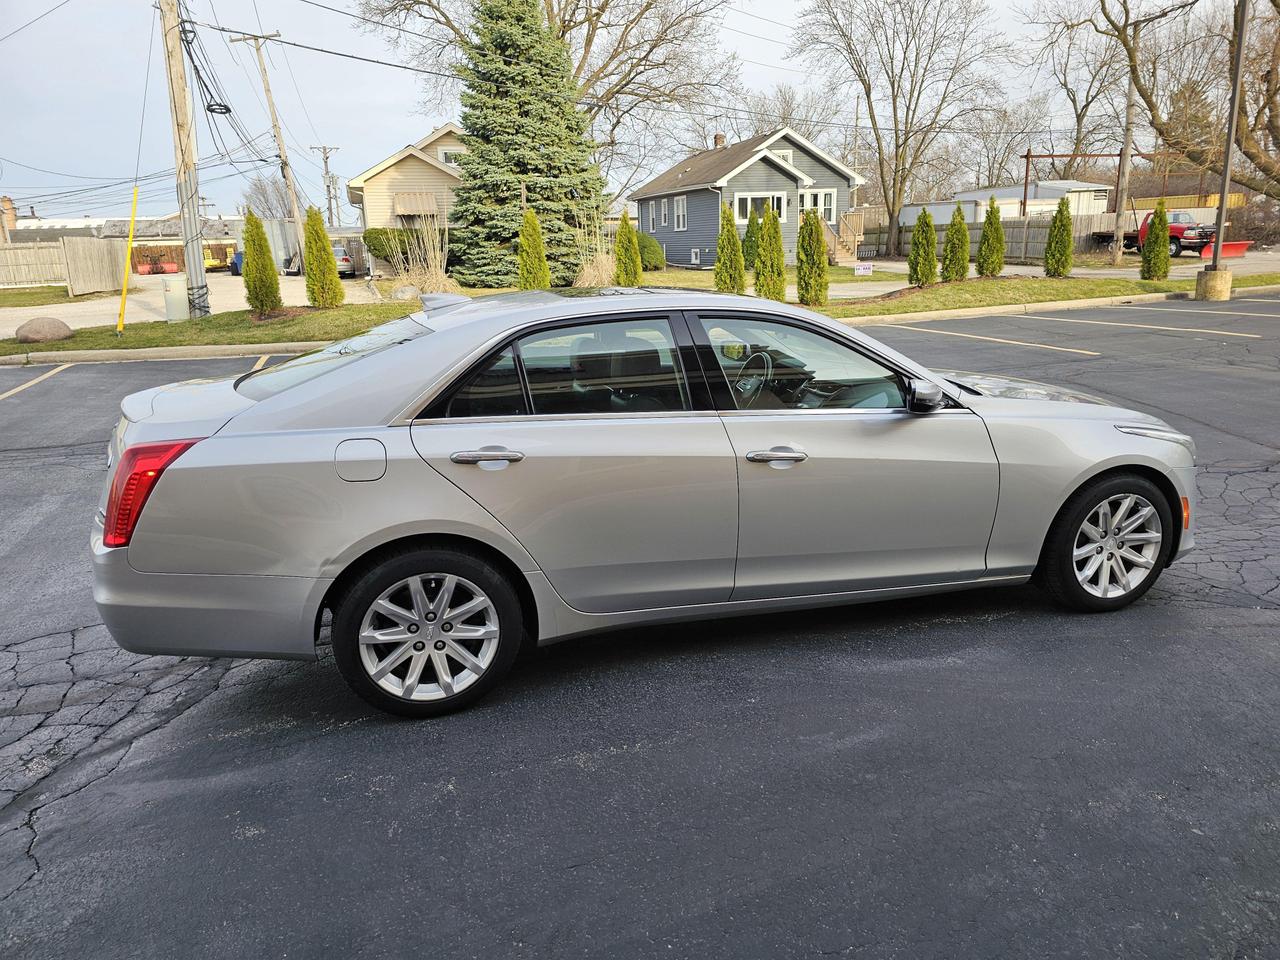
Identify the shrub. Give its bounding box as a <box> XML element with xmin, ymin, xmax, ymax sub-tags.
<box><xmin>907</xmin><ymin>209</ymin><xmax>938</xmax><ymax>287</ymax></box>
<box><xmin>940</xmin><ymin>204</ymin><xmax>970</xmax><ymax>282</ymax></box>
<box><xmin>1044</xmin><ymin>196</ymin><xmax>1073</xmax><ymax>278</ymax></box>
<box><xmin>742</xmin><ymin>204</ymin><xmax>761</xmax><ymax>269</ymax></box>
<box><xmin>796</xmin><ymin>209</ymin><xmax>829</xmax><ymax>306</ymax></box>
<box><xmin>241</xmin><ymin>208</ymin><xmax>281</xmax><ymax>317</ymax></box>
<box><xmin>714</xmin><ymin>202</ymin><xmax>745</xmax><ymax>294</ymax></box>
<box><xmin>637</xmin><ymin>231</ymin><xmax>664</xmax><ymax>270</ymax></box>
<box><xmin>517</xmin><ymin>207</ymin><xmax>551</xmax><ymax>289</ymax></box>
<box><xmin>976</xmin><ymin>196</ymin><xmax>1005</xmax><ymax>277</ymax></box>
<box><xmin>613</xmin><ymin>209</ymin><xmax>642</xmax><ymax>285</ymax></box>
<box><xmin>303</xmin><ymin>206</ymin><xmax>344</xmax><ymax>308</ymax></box>
<box><xmin>1141</xmin><ymin>200</ymin><xmax>1171</xmax><ymax>280</ymax></box>
<box><xmin>753</xmin><ymin>203</ymin><xmax>786</xmax><ymax>302</ymax></box>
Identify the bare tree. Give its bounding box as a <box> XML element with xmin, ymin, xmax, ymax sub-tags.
<box><xmin>792</xmin><ymin>0</ymin><xmax>1006</xmax><ymax>249</ymax></box>
<box><xmin>669</xmin><ymin>81</ymin><xmax>844</xmax><ymax>154</ymax></box>
<box><xmin>1095</xmin><ymin>0</ymin><xmax>1280</xmax><ymax>200</ymax></box>
<box><xmin>357</xmin><ymin>0</ymin><xmax>739</xmax><ymax>196</ymax></box>
<box><xmin>965</xmin><ymin>96</ymin><xmax>1056</xmax><ymax>187</ymax></box>
<box><xmin>240</xmin><ymin>175</ymin><xmax>293</xmax><ymax>219</ymax></box>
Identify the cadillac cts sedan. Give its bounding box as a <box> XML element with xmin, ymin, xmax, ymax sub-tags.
<box><xmin>92</xmin><ymin>290</ymin><xmax>1197</xmax><ymax>717</ymax></box>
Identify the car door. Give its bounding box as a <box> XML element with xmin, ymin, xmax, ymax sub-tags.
<box><xmin>687</xmin><ymin>311</ymin><xmax>1000</xmax><ymax>601</ymax></box>
<box><xmin>410</xmin><ymin>313</ymin><xmax>739</xmax><ymax>614</ymax></box>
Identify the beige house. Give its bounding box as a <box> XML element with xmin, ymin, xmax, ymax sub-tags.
<box><xmin>346</xmin><ymin>124</ymin><xmax>467</xmax><ymax>229</ymax></box>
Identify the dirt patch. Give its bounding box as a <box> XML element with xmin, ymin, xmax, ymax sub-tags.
<box><xmin>251</xmin><ymin>307</ymin><xmax>312</xmax><ymax>325</ymax></box>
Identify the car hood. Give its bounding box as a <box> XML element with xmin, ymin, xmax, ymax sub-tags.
<box><xmin>936</xmin><ymin>370</ymin><xmax>1110</xmax><ymax>405</ymax></box>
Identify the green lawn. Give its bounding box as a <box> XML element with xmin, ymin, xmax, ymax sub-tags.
<box><xmin>640</xmin><ymin>265</ymin><xmax>900</xmax><ymax>289</ymax></box>
<box><xmin>820</xmin><ymin>273</ymin><xmax>1280</xmax><ymax>320</ymax></box>
<box><xmin>0</xmin><ymin>302</ymin><xmax>413</xmax><ymax>356</ymax></box>
<box><xmin>0</xmin><ymin>286</ymin><xmax>114</xmax><ymax>308</ymax></box>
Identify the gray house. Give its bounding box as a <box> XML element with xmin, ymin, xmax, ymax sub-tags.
<box><xmin>630</xmin><ymin>127</ymin><xmax>865</xmax><ymax>267</ymax></box>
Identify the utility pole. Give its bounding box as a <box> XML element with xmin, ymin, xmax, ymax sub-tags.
<box><xmin>1210</xmin><ymin>0</ymin><xmax>1251</xmax><ymax>272</ymax></box>
<box><xmin>1111</xmin><ymin>74</ymin><xmax>1137</xmax><ymax>267</ymax></box>
<box><xmin>310</xmin><ymin>145</ymin><xmax>340</xmax><ymax>227</ymax></box>
<box><xmin>158</xmin><ymin>0</ymin><xmax>209</xmax><ymax>317</ymax></box>
<box><xmin>232</xmin><ymin>31</ymin><xmax>306</xmax><ymax>266</ymax></box>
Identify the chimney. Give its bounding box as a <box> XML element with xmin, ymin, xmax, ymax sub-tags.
<box><xmin>713</xmin><ymin>132</ymin><xmax>726</xmax><ymax>148</ymax></box>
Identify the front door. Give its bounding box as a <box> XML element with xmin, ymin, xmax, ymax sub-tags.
<box><xmin>688</xmin><ymin>312</ymin><xmax>999</xmax><ymax>601</ymax></box>
<box><xmin>411</xmin><ymin>314</ymin><xmax>738</xmax><ymax>614</ymax></box>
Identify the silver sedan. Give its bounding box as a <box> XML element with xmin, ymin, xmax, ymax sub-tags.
<box><xmin>91</xmin><ymin>290</ymin><xmax>1197</xmax><ymax>716</ymax></box>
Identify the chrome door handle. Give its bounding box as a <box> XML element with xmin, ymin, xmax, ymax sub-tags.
<box><xmin>745</xmin><ymin>448</ymin><xmax>807</xmax><ymax>463</ymax></box>
<box><xmin>450</xmin><ymin>449</ymin><xmax>525</xmax><ymax>464</ymax></box>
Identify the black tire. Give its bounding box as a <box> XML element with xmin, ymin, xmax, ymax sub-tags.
<box><xmin>1038</xmin><ymin>473</ymin><xmax>1174</xmax><ymax>613</ymax></box>
<box><xmin>1170</xmin><ymin>238</ymin><xmax>1182</xmax><ymax>258</ymax></box>
<box><xmin>332</xmin><ymin>547</ymin><xmax>523</xmax><ymax>718</ymax></box>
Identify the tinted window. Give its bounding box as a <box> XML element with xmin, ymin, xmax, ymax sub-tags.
<box><xmin>518</xmin><ymin>318</ymin><xmax>688</xmax><ymax>415</ymax></box>
<box><xmin>444</xmin><ymin>346</ymin><xmax>527</xmax><ymax>418</ymax></box>
<box><xmin>700</xmin><ymin>317</ymin><xmax>905</xmax><ymax>410</ymax></box>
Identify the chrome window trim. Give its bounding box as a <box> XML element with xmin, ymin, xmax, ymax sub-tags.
<box><xmin>716</xmin><ymin>406</ymin><xmax>973</xmax><ymax>418</ymax></box>
<box><xmin>411</xmin><ymin>410</ymin><xmax>721</xmax><ymax>427</ymax></box>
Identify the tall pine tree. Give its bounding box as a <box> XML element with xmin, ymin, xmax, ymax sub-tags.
<box><xmin>976</xmin><ymin>197</ymin><xmax>1005</xmax><ymax>277</ymax></box>
<box><xmin>796</xmin><ymin>209</ymin><xmax>828</xmax><ymax>306</ymax></box>
<box><xmin>742</xmin><ymin>205</ymin><xmax>761</xmax><ymax>270</ymax></box>
<box><xmin>713</xmin><ymin>202</ymin><xmax>745</xmax><ymax>294</ymax></box>
<box><xmin>1044</xmin><ymin>197</ymin><xmax>1073</xmax><ymax>278</ymax></box>
<box><xmin>517</xmin><ymin>206</ymin><xmax>551</xmax><ymax>289</ymax></box>
<box><xmin>907</xmin><ymin>210</ymin><xmax>938</xmax><ymax>287</ymax></box>
<box><xmin>241</xmin><ymin>209</ymin><xmax>281</xmax><ymax>317</ymax></box>
<box><xmin>613</xmin><ymin>209</ymin><xmax>642</xmax><ymax>286</ymax></box>
<box><xmin>754</xmin><ymin>204</ymin><xmax>786</xmax><ymax>302</ymax></box>
<box><xmin>940</xmin><ymin>204</ymin><xmax>969</xmax><ymax>282</ymax></box>
<box><xmin>451</xmin><ymin>0</ymin><xmax>604</xmax><ymax>287</ymax></box>
<box><xmin>303</xmin><ymin>206</ymin><xmax>345</xmax><ymax>308</ymax></box>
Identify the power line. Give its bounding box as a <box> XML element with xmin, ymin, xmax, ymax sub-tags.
<box><xmin>0</xmin><ymin>0</ymin><xmax>75</xmax><ymax>45</ymax></box>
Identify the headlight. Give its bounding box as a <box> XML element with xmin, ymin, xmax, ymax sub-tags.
<box><xmin>1115</xmin><ymin>424</ymin><xmax>1196</xmax><ymax>457</ymax></box>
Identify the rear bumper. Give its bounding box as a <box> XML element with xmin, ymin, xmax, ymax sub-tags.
<box><xmin>91</xmin><ymin>529</ymin><xmax>330</xmax><ymax>661</ymax></box>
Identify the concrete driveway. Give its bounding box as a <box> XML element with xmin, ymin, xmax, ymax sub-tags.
<box><xmin>0</xmin><ymin>272</ymin><xmax>378</xmax><ymax>338</ymax></box>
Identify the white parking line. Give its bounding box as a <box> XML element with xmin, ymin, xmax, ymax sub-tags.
<box><xmin>1232</xmin><ymin>298</ymin><xmax>1280</xmax><ymax>303</ymax></box>
<box><xmin>250</xmin><ymin>354</ymin><xmax>270</xmax><ymax>371</ymax></box>
<box><xmin>877</xmin><ymin>325</ymin><xmax>1099</xmax><ymax>356</ymax></box>
<box><xmin>0</xmin><ymin>363</ymin><xmax>74</xmax><ymax>401</ymax></box>
<box><xmin>1110</xmin><ymin>304</ymin><xmax>1280</xmax><ymax>319</ymax></box>
<box><xmin>1018</xmin><ymin>314</ymin><xmax>1260</xmax><ymax>338</ymax></box>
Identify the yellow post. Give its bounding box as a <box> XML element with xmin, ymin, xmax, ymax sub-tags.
<box><xmin>116</xmin><ymin>185</ymin><xmax>140</xmax><ymax>335</ymax></box>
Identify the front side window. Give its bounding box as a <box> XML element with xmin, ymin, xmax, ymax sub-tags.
<box><xmin>698</xmin><ymin>316</ymin><xmax>906</xmax><ymax>411</ymax></box>
<box><xmin>518</xmin><ymin>318</ymin><xmax>689</xmax><ymax>415</ymax></box>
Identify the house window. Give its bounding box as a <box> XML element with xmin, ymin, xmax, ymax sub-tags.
<box><xmin>691</xmin><ymin>248</ymin><xmax>700</xmax><ymax>265</ymax></box>
<box><xmin>798</xmin><ymin>191</ymin><xmax>837</xmax><ymax>224</ymax></box>
<box><xmin>674</xmin><ymin>195</ymin><xmax>688</xmax><ymax>231</ymax></box>
<box><xmin>648</xmin><ymin>201</ymin><xmax>655</xmax><ymax>231</ymax></box>
<box><xmin>734</xmin><ymin>192</ymin><xmax>786</xmax><ymax>224</ymax></box>
<box><xmin>661</xmin><ymin>198</ymin><xmax>668</xmax><ymax>226</ymax></box>
<box><xmin>773</xmin><ymin>149</ymin><xmax>794</xmax><ymax>165</ymax></box>
<box><xmin>437</xmin><ymin>147</ymin><xmax>466</xmax><ymax>166</ymax></box>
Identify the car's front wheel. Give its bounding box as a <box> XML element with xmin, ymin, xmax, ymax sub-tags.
<box><xmin>332</xmin><ymin>547</ymin><xmax>523</xmax><ymax>717</ymax></box>
<box><xmin>1169</xmin><ymin>238</ymin><xmax>1182</xmax><ymax>258</ymax></box>
<box><xmin>1038</xmin><ymin>473</ymin><xmax>1173</xmax><ymax>612</ymax></box>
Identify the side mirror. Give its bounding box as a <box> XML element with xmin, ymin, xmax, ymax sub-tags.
<box><xmin>907</xmin><ymin>378</ymin><xmax>945</xmax><ymax>414</ymax></box>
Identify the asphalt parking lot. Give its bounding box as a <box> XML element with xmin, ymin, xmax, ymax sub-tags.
<box><xmin>2</xmin><ymin>296</ymin><xmax>1278</xmax><ymax>958</ymax></box>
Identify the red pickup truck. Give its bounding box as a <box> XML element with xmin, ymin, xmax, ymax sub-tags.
<box><xmin>1133</xmin><ymin>211</ymin><xmax>1216</xmax><ymax>257</ymax></box>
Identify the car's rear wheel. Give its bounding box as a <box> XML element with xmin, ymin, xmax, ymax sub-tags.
<box><xmin>332</xmin><ymin>547</ymin><xmax>522</xmax><ymax>717</ymax></box>
<box><xmin>1038</xmin><ymin>473</ymin><xmax>1173</xmax><ymax>612</ymax></box>
<box><xmin>1169</xmin><ymin>238</ymin><xmax>1182</xmax><ymax>258</ymax></box>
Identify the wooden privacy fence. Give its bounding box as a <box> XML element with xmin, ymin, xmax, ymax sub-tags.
<box><xmin>863</xmin><ymin>211</ymin><xmax>1128</xmax><ymax>262</ymax></box>
<box><xmin>0</xmin><ymin>237</ymin><xmax>128</xmax><ymax>295</ymax></box>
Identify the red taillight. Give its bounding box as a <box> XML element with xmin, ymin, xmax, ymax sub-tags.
<box><xmin>103</xmin><ymin>439</ymin><xmax>202</xmax><ymax>548</ymax></box>
<box><xmin>341</xmin><ymin>256</ymin><xmax>351</xmax><ymax>262</ymax></box>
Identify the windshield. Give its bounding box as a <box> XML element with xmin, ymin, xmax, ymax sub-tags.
<box><xmin>234</xmin><ymin>316</ymin><xmax>432</xmax><ymax>401</ymax></box>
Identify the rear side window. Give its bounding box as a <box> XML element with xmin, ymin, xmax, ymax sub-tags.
<box><xmin>443</xmin><ymin>346</ymin><xmax>528</xmax><ymax>418</ymax></box>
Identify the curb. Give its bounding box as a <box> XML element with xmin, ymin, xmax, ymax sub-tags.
<box><xmin>836</xmin><ymin>282</ymin><xmax>1280</xmax><ymax>326</ymax></box>
<box><xmin>3</xmin><ymin>283</ymin><xmax>1277</xmax><ymax>366</ymax></box>
<box><xmin>0</xmin><ymin>341</ymin><xmax>328</xmax><ymax>367</ymax></box>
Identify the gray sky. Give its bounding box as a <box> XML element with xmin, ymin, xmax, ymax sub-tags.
<box><xmin>0</xmin><ymin>0</ymin><xmax>1029</xmax><ymax>220</ymax></box>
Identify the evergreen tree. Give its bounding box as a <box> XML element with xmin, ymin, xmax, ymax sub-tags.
<box><xmin>940</xmin><ymin>204</ymin><xmax>970</xmax><ymax>282</ymax></box>
<box><xmin>796</xmin><ymin>209</ymin><xmax>828</xmax><ymax>306</ymax></box>
<box><xmin>303</xmin><ymin>206</ymin><xmax>344</xmax><ymax>308</ymax></box>
<box><xmin>753</xmin><ymin>203</ymin><xmax>786</xmax><ymax>302</ymax></box>
<box><xmin>451</xmin><ymin>0</ymin><xmax>605</xmax><ymax>287</ymax></box>
<box><xmin>517</xmin><ymin>206</ymin><xmax>551</xmax><ymax>289</ymax></box>
<box><xmin>613</xmin><ymin>209</ymin><xmax>642</xmax><ymax>285</ymax></box>
<box><xmin>976</xmin><ymin>196</ymin><xmax>1005</xmax><ymax>277</ymax></box>
<box><xmin>1044</xmin><ymin>196</ymin><xmax>1073</xmax><ymax>278</ymax></box>
<box><xmin>1141</xmin><ymin>200</ymin><xmax>1171</xmax><ymax>280</ymax></box>
<box><xmin>742</xmin><ymin>204</ymin><xmax>761</xmax><ymax>269</ymax></box>
<box><xmin>241</xmin><ymin>208</ymin><xmax>281</xmax><ymax>317</ymax></box>
<box><xmin>713</xmin><ymin>202</ymin><xmax>745</xmax><ymax>294</ymax></box>
<box><xmin>907</xmin><ymin>209</ymin><xmax>938</xmax><ymax>287</ymax></box>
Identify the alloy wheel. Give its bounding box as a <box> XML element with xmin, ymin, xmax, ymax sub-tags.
<box><xmin>1072</xmin><ymin>494</ymin><xmax>1163</xmax><ymax>599</ymax></box>
<box><xmin>357</xmin><ymin>573</ymin><xmax>499</xmax><ymax>701</ymax></box>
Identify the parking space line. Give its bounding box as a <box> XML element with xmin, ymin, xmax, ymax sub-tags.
<box><xmin>0</xmin><ymin>363</ymin><xmax>75</xmax><ymax>401</ymax></box>
<box><xmin>1018</xmin><ymin>313</ymin><xmax>1260</xmax><ymax>338</ymax></box>
<box><xmin>250</xmin><ymin>354</ymin><xmax>270</xmax><ymax>371</ymax></box>
<box><xmin>1232</xmin><ymin>298</ymin><xmax>1280</xmax><ymax>303</ymax></box>
<box><xmin>1110</xmin><ymin>304</ymin><xmax>1280</xmax><ymax>319</ymax></box>
<box><xmin>874</xmin><ymin>325</ymin><xmax>1099</xmax><ymax>356</ymax></box>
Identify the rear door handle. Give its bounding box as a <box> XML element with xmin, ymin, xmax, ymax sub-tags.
<box><xmin>450</xmin><ymin>448</ymin><xmax>525</xmax><ymax>464</ymax></box>
<box><xmin>745</xmin><ymin>447</ymin><xmax>807</xmax><ymax>463</ymax></box>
